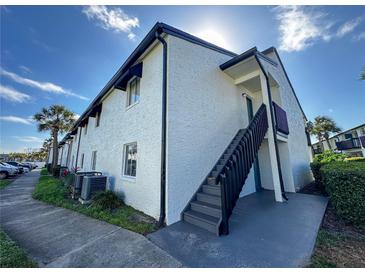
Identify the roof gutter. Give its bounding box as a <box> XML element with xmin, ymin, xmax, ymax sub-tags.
<box><xmin>155</xmin><ymin>29</ymin><xmax>168</xmax><ymax>227</ymax></box>
<box><xmin>254</xmin><ymin>53</ymin><xmax>288</xmax><ymax>201</ymax></box>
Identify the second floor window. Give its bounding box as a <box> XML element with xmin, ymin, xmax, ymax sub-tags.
<box><xmin>95</xmin><ymin>112</ymin><xmax>101</xmax><ymax>127</ymax></box>
<box><xmin>81</xmin><ymin>153</ymin><xmax>84</xmax><ymax>168</ymax></box>
<box><xmin>127</xmin><ymin>78</ymin><xmax>140</xmax><ymax>107</ymax></box>
<box><xmin>91</xmin><ymin>151</ymin><xmax>97</xmax><ymax>171</ymax></box>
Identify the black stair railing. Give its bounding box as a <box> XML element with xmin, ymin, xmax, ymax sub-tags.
<box><xmin>218</xmin><ymin>104</ymin><xmax>268</xmax><ymax>235</ymax></box>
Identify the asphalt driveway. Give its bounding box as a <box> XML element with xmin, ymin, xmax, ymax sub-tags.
<box><xmin>0</xmin><ymin>170</ymin><xmax>181</xmax><ymax>267</ymax></box>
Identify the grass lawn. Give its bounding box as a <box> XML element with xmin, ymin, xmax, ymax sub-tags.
<box><xmin>0</xmin><ymin>229</ymin><xmax>37</xmax><ymax>268</ymax></box>
<box><xmin>0</xmin><ymin>178</ymin><xmax>16</xmax><ymax>189</ymax></box>
<box><xmin>301</xmin><ymin>182</ymin><xmax>365</xmax><ymax>267</ymax></box>
<box><xmin>33</xmin><ymin>169</ymin><xmax>156</xmax><ymax>235</ymax></box>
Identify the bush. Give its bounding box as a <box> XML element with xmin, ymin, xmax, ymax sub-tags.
<box><xmin>310</xmin><ymin>161</ymin><xmax>325</xmax><ymax>190</ymax></box>
<box><xmin>52</xmin><ymin>166</ymin><xmax>61</xmax><ymax>177</ymax></box>
<box><xmin>321</xmin><ymin>162</ymin><xmax>365</xmax><ymax>225</ymax></box>
<box><xmin>313</xmin><ymin>150</ymin><xmax>347</xmax><ymax>164</ymax></box>
<box><xmin>92</xmin><ymin>191</ymin><xmax>123</xmax><ymax>211</ymax></box>
<box><xmin>344</xmin><ymin>157</ymin><xmax>365</xmax><ymax>162</ymax></box>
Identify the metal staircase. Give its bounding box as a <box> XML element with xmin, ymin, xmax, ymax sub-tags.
<box><xmin>183</xmin><ymin>104</ymin><xmax>269</xmax><ymax>235</ymax></box>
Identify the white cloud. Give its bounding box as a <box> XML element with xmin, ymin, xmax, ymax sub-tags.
<box><xmin>0</xmin><ymin>68</ymin><xmax>88</xmax><ymax>100</ymax></box>
<box><xmin>0</xmin><ymin>116</ymin><xmax>33</xmax><ymax>125</ymax></box>
<box><xmin>13</xmin><ymin>136</ymin><xmax>43</xmax><ymax>143</ymax></box>
<box><xmin>18</xmin><ymin>65</ymin><xmax>32</xmax><ymax>74</ymax></box>
<box><xmin>73</xmin><ymin>113</ymin><xmax>81</xmax><ymax>120</ymax></box>
<box><xmin>275</xmin><ymin>6</ymin><xmax>332</xmax><ymax>52</ymax></box>
<box><xmin>354</xmin><ymin>31</ymin><xmax>365</xmax><ymax>41</ymax></box>
<box><xmin>336</xmin><ymin>16</ymin><xmax>364</xmax><ymax>38</ymax></box>
<box><xmin>0</xmin><ymin>85</ymin><xmax>31</xmax><ymax>103</ymax></box>
<box><xmin>82</xmin><ymin>5</ymin><xmax>139</xmax><ymax>40</ymax></box>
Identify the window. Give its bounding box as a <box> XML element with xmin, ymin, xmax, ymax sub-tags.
<box><xmin>344</xmin><ymin>133</ymin><xmax>353</xmax><ymax>139</ymax></box>
<box><xmin>95</xmin><ymin>112</ymin><xmax>101</xmax><ymax>127</ymax></box>
<box><xmin>123</xmin><ymin>143</ymin><xmax>137</xmax><ymax>177</ymax></box>
<box><xmin>127</xmin><ymin>78</ymin><xmax>140</xmax><ymax>107</ymax></box>
<box><xmin>81</xmin><ymin>153</ymin><xmax>84</xmax><ymax>168</ymax></box>
<box><xmin>84</xmin><ymin>123</ymin><xmax>88</xmax><ymax>135</ymax></box>
<box><xmin>91</xmin><ymin>151</ymin><xmax>97</xmax><ymax>171</ymax></box>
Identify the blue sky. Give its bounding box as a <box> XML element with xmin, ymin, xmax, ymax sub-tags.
<box><xmin>1</xmin><ymin>5</ymin><xmax>364</xmax><ymax>153</ymax></box>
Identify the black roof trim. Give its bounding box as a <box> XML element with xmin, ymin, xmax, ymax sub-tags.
<box><xmin>159</xmin><ymin>22</ymin><xmax>237</xmax><ymax>58</ymax></box>
<box><xmin>219</xmin><ymin>46</ymin><xmax>278</xmax><ymax>71</ymax></box>
<box><xmin>219</xmin><ymin>47</ymin><xmax>257</xmax><ymax>70</ymax></box>
<box><xmin>262</xmin><ymin>47</ymin><xmax>307</xmax><ymax>120</ymax></box>
<box><xmin>70</xmin><ymin>22</ymin><xmax>238</xmax><ymax>134</ymax></box>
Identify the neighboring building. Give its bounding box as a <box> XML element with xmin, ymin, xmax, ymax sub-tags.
<box><xmin>52</xmin><ymin>22</ymin><xmax>312</xmax><ymax>235</ymax></box>
<box><xmin>312</xmin><ymin>123</ymin><xmax>365</xmax><ymax>157</ymax></box>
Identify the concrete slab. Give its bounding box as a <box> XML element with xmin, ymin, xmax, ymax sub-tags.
<box><xmin>148</xmin><ymin>191</ymin><xmax>328</xmax><ymax>267</ymax></box>
<box><xmin>0</xmin><ymin>170</ymin><xmax>182</xmax><ymax>268</ymax></box>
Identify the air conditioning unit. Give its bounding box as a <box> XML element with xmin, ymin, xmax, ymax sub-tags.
<box><xmin>79</xmin><ymin>175</ymin><xmax>107</xmax><ymax>203</ymax></box>
<box><xmin>71</xmin><ymin>171</ymin><xmax>102</xmax><ymax>200</ymax></box>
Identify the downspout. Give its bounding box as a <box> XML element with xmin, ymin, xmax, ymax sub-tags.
<box><xmin>74</xmin><ymin>127</ymin><xmax>82</xmax><ymax>171</ymax></box>
<box><xmin>155</xmin><ymin>29</ymin><xmax>168</xmax><ymax>227</ymax></box>
<box><xmin>254</xmin><ymin>54</ymin><xmax>288</xmax><ymax>201</ymax></box>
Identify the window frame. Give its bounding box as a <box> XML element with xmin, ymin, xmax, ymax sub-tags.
<box><xmin>122</xmin><ymin>142</ymin><xmax>137</xmax><ymax>179</ymax></box>
<box><xmin>95</xmin><ymin>112</ymin><xmax>101</xmax><ymax>128</ymax></box>
<box><xmin>91</xmin><ymin>151</ymin><xmax>97</xmax><ymax>171</ymax></box>
<box><xmin>80</xmin><ymin>153</ymin><xmax>84</xmax><ymax>169</ymax></box>
<box><xmin>126</xmin><ymin>77</ymin><xmax>140</xmax><ymax>108</ymax></box>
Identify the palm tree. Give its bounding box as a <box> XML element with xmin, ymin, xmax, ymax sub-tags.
<box><xmin>41</xmin><ymin>137</ymin><xmax>53</xmax><ymax>164</ymax></box>
<box><xmin>307</xmin><ymin>116</ymin><xmax>341</xmax><ymax>151</ymax></box>
<box><xmin>33</xmin><ymin>105</ymin><xmax>75</xmax><ymax>170</ymax></box>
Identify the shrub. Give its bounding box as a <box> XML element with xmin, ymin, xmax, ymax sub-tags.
<box><xmin>321</xmin><ymin>161</ymin><xmax>365</xmax><ymax>225</ymax></box>
<box><xmin>344</xmin><ymin>157</ymin><xmax>365</xmax><ymax>162</ymax></box>
<box><xmin>313</xmin><ymin>150</ymin><xmax>347</xmax><ymax>164</ymax></box>
<box><xmin>52</xmin><ymin>166</ymin><xmax>61</xmax><ymax>177</ymax></box>
<box><xmin>310</xmin><ymin>161</ymin><xmax>325</xmax><ymax>191</ymax></box>
<box><xmin>92</xmin><ymin>191</ymin><xmax>123</xmax><ymax>211</ymax></box>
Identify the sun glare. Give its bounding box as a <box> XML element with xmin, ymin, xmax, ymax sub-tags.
<box><xmin>194</xmin><ymin>29</ymin><xmax>229</xmax><ymax>50</ymax></box>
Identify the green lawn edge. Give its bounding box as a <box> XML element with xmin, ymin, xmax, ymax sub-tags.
<box><xmin>0</xmin><ymin>229</ymin><xmax>37</xmax><ymax>268</ymax></box>
<box><xmin>33</xmin><ymin>169</ymin><xmax>156</xmax><ymax>235</ymax></box>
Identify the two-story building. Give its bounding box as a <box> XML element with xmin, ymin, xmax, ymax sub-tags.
<box><xmin>51</xmin><ymin>22</ymin><xmax>312</xmax><ymax>235</ymax></box>
<box><xmin>312</xmin><ymin>123</ymin><xmax>365</xmax><ymax>157</ymax></box>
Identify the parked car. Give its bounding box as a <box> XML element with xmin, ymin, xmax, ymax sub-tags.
<box><xmin>1</xmin><ymin>162</ymin><xmax>19</xmax><ymax>174</ymax></box>
<box><xmin>20</xmin><ymin>165</ymin><xmax>30</xmax><ymax>173</ymax></box>
<box><xmin>6</xmin><ymin>161</ymin><xmax>24</xmax><ymax>174</ymax></box>
<box><xmin>23</xmin><ymin>162</ymin><xmax>37</xmax><ymax>169</ymax></box>
<box><xmin>0</xmin><ymin>162</ymin><xmax>17</xmax><ymax>179</ymax></box>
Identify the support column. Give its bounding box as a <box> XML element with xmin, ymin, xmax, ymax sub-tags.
<box><xmin>260</xmin><ymin>71</ymin><xmax>283</xmax><ymax>202</ymax></box>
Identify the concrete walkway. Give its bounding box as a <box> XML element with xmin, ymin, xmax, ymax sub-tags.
<box><xmin>0</xmin><ymin>170</ymin><xmax>182</xmax><ymax>267</ymax></box>
<box><xmin>149</xmin><ymin>191</ymin><xmax>328</xmax><ymax>267</ymax></box>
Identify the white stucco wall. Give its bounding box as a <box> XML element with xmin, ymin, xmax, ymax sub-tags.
<box><xmin>165</xmin><ymin>35</ymin><xmax>253</xmax><ymax>225</ymax></box>
<box><xmin>68</xmin><ymin>43</ymin><xmax>164</xmax><ymax>219</ymax></box>
<box><xmin>260</xmin><ymin>52</ymin><xmax>312</xmax><ymax>190</ymax></box>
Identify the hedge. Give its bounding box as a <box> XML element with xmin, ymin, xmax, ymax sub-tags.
<box><xmin>321</xmin><ymin>162</ymin><xmax>365</xmax><ymax>225</ymax></box>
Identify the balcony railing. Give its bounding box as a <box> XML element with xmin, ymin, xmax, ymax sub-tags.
<box><xmin>273</xmin><ymin>102</ymin><xmax>289</xmax><ymax>135</ymax></box>
<box><xmin>336</xmin><ymin>138</ymin><xmax>362</xmax><ymax>150</ymax></box>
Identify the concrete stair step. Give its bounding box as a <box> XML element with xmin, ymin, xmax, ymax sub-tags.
<box><xmin>183</xmin><ymin>210</ymin><xmax>220</xmax><ymax>234</ymax></box>
<box><xmin>202</xmin><ymin>184</ymin><xmax>221</xmax><ymax>196</ymax></box>
<box><xmin>197</xmin><ymin>192</ymin><xmax>221</xmax><ymax>206</ymax></box>
<box><xmin>190</xmin><ymin>200</ymin><xmax>221</xmax><ymax>218</ymax></box>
